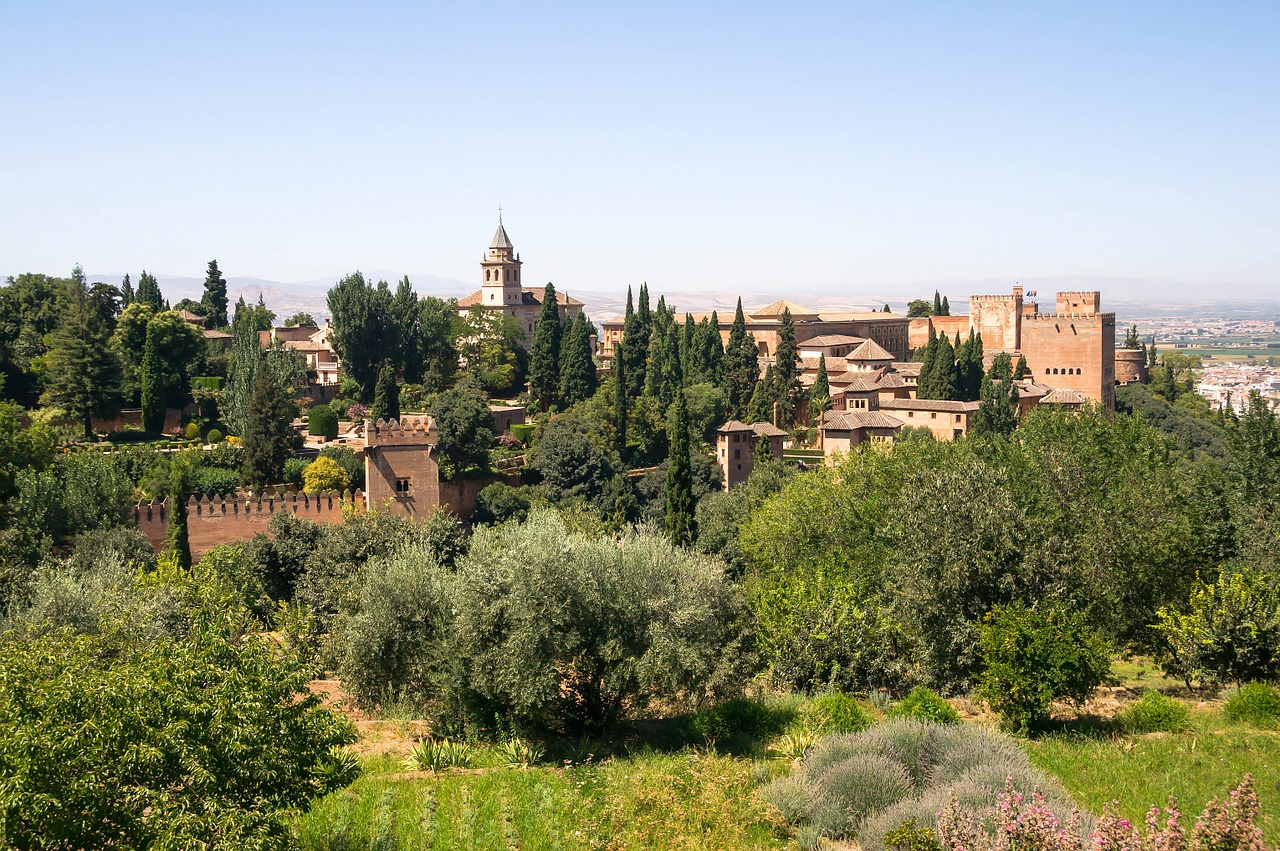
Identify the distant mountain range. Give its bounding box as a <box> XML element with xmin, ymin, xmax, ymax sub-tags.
<box><xmin>81</xmin><ymin>272</ymin><xmax>1280</xmax><ymax>326</ymax></box>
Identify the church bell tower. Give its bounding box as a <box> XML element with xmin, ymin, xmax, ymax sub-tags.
<box><xmin>480</xmin><ymin>218</ymin><xmax>523</xmax><ymax>307</ymax></box>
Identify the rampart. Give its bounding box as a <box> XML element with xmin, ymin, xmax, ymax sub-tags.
<box><xmin>133</xmin><ymin>490</ymin><xmax>364</xmax><ymax>559</ymax></box>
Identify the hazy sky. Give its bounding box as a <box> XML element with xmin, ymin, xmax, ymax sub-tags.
<box><xmin>2</xmin><ymin>1</ymin><xmax>1277</xmax><ymax>298</ymax></box>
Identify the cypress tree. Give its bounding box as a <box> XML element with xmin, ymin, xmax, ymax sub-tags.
<box><xmin>135</xmin><ymin>270</ymin><xmax>164</xmax><ymax>312</ymax></box>
<box><xmin>933</xmin><ymin>332</ymin><xmax>958</xmax><ymax>400</ymax></box>
<box><xmin>528</xmin><ymin>282</ymin><xmax>563</xmax><ymax>410</ymax></box>
<box><xmin>724</xmin><ymin>298</ymin><xmax>757</xmax><ymax>417</ymax></box>
<box><xmin>988</xmin><ymin>351</ymin><xmax>1014</xmax><ymax>382</ymax></box>
<box><xmin>883</xmin><ymin>304</ymin><xmax>891</xmax><ymax>313</ymax></box>
<box><xmin>933</xmin><ymin>290</ymin><xmax>943</xmax><ymax>316</ymax></box>
<box><xmin>372</xmin><ymin>363</ymin><xmax>400</xmax><ymax>421</ymax></box>
<box><xmin>621</xmin><ymin>286</ymin><xmax>650</xmax><ymax>397</ymax></box>
<box><xmin>613</xmin><ymin>340</ymin><xmax>628</xmax><ymax>454</ymax></box>
<box><xmin>664</xmin><ymin>390</ymin><xmax>695</xmax><ymax>546</ymax></box>
<box><xmin>773</xmin><ymin>308</ymin><xmax>800</xmax><ymax>426</ymax></box>
<box><xmin>140</xmin><ymin>322</ymin><xmax>164</xmax><ymax>433</ymax></box>
<box><xmin>201</xmin><ymin>259</ymin><xmax>229</xmax><ymax>327</ymax></box>
<box><xmin>754</xmin><ymin>431</ymin><xmax>772</xmax><ymax>463</ymax></box>
<box><xmin>660</xmin><ymin>323</ymin><xmax>683</xmax><ymax>404</ymax></box>
<box><xmin>941</xmin><ymin>295</ymin><xmax>950</xmax><ymax>316</ymax></box>
<box><xmin>680</xmin><ymin>313</ymin><xmax>696</xmax><ymax>384</ymax></box>
<box><xmin>748</xmin><ymin>371</ymin><xmax>772</xmax><ymax>425</ymax></box>
<box><xmin>1013</xmin><ymin>354</ymin><xmax>1031</xmax><ymax>380</ymax></box>
<box><xmin>645</xmin><ymin>305</ymin><xmax>672</xmax><ymax>400</ymax></box>
<box><xmin>704</xmin><ymin>310</ymin><xmax>724</xmax><ymax>381</ymax></box>
<box><xmin>165</xmin><ymin>458</ymin><xmax>192</xmax><ymax>569</ymax></box>
<box><xmin>558</xmin><ymin>311</ymin><xmax>597</xmax><ymax>406</ymax></box>
<box><xmin>809</xmin><ymin>354</ymin><xmax>832</xmax><ymax>426</ymax></box>
<box><xmin>121</xmin><ymin>273</ymin><xmax>133</xmax><ymax>306</ymax></box>
<box><xmin>242</xmin><ymin>366</ymin><xmax>294</xmax><ymax>492</ymax></box>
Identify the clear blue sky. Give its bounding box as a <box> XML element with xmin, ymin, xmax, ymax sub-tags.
<box><xmin>2</xmin><ymin>1</ymin><xmax>1277</xmax><ymax>298</ymax></box>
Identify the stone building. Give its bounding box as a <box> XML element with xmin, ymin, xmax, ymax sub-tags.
<box><xmin>259</xmin><ymin>323</ymin><xmax>342</xmax><ymax>387</ymax></box>
<box><xmin>363</xmin><ymin>416</ymin><xmax>442</xmax><ymax>520</ymax></box>
<box><xmin>818</xmin><ymin>410</ymin><xmax>902</xmax><ymax>458</ymax></box>
<box><xmin>908</xmin><ymin>287</ymin><xmax>1116</xmax><ymax>411</ymax></box>
<box><xmin>716</xmin><ymin>420</ymin><xmax>787</xmax><ymax>489</ymax></box>
<box><xmin>878</xmin><ymin>398</ymin><xmax>981</xmax><ymax>440</ymax></box>
<box><xmin>599</xmin><ymin>300</ymin><xmax>911</xmax><ymax>361</ymax></box>
<box><xmin>457</xmin><ymin>220</ymin><xmax>585</xmax><ymax>344</ymax></box>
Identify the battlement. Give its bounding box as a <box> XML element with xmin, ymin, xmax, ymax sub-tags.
<box><xmin>133</xmin><ymin>490</ymin><xmax>364</xmax><ymax>559</ymax></box>
<box><xmin>1055</xmin><ymin>291</ymin><xmax>1101</xmax><ymax>314</ymax></box>
<box><xmin>1025</xmin><ymin>312</ymin><xmax>1115</xmax><ymax>323</ymax></box>
<box><xmin>970</xmin><ymin>294</ymin><xmax>1021</xmax><ymax>303</ymax></box>
<box><xmin>365</xmin><ymin>416</ymin><xmax>437</xmax><ymax>447</ymax></box>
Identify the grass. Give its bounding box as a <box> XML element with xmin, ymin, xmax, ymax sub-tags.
<box><xmin>1026</xmin><ymin>710</ymin><xmax>1280</xmax><ymax>843</ymax></box>
<box><xmin>296</xmin><ymin>750</ymin><xmax>789</xmax><ymax>850</ymax></box>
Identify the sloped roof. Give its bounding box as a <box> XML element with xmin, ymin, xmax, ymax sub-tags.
<box><xmin>798</xmin><ymin>334</ymin><xmax>866</xmax><ymax>348</ymax></box>
<box><xmin>177</xmin><ymin>309</ymin><xmax>204</xmax><ymax>324</ymax></box>
<box><xmin>830</xmin><ymin>376</ymin><xmax>881</xmax><ymax>393</ymax></box>
<box><xmin>880</xmin><ymin>398</ymin><xmax>981</xmax><ymax>412</ymax></box>
<box><xmin>846</xmin><ymin>339</ymin><xmax>896</xmax><ymax>362</ymax></box>
<box><xmin>890</xmin><ymin>361</ymin><xmax>923</xmax><ymax>376</ymax></box>
<box><xmin>749</xmin><ymin>299</ymin><xmax>821</xmax><ymax>320</ymax></box>
<box><xmin>491</xmin><ymin>222</ymin><xmax>513</xmax><ymax>249</ymax></box>
<box><xmin>202</xmin><ymin>329</ymin><xmax>232</xmax><ymax>339</ymax></box>
<box><xmin>751</xmin><ymin>422</ymin><xmax>788</xmax><ymax>437</ymax></box>
<box><xmin>872</xmin><ymin>373</ymin><xmax>908</xmax><ymax>389</ymax></box>
<box><xmin>1013</xmin><ymin>380</ymin><xmax>1052</xmax><ymax>399</ymax></box>
<box><xmin>1041</xmin><ymin>387</ymin><xmax>1086</xmax><ymax>404</ymax></box>
<box><xmin>457</xmin><ymin>288</ymin><xmax>585</xmax><ymax>308</ymax></box>
<box><xmin>822</xmin><ymin>410</ymin><xmax>904</xmax><ymax>430</ymax></box>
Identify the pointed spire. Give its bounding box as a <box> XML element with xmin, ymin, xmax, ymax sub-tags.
<box><xmin>491</xmin><ymin>220</ymin><xmax>513</xmax><ymax>250</ymax></box>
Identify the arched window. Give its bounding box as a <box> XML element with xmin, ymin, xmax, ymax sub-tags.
<box><xmin>1045</xmin><ymin>368</ymin><xmax>1051</xmax><ymax>375</ymax></box>
<box><xmin>1052</xmin><ymin>368</ymin><xmax>1059</xmax><ymax>375</ymax></box>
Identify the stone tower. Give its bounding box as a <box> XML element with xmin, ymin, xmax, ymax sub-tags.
<box><xmin>363</xmin><ymin>416</ymin><xmax>442</xmax><ymax>520</ymax></box>
<box><xmin>479</xmin><ymin>219</ymin><xmax>523</xmax><ymax>308</ymax></box>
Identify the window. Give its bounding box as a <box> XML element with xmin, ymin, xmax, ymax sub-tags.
<box><xmin>395</xmin><ymin>478</ymin><xmax>411</xmax><ymax>495</ymax></box>
<box><xmin>955</xmin><ymin>414</ymin><xmax>961</xmax><ymax>423</ymax></box>
<box><xmin>734</xmin><ymin>449</ymin><xmax>740</xmax><ymax>459</ymax></box>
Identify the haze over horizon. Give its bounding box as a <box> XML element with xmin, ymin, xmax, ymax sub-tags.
<box><xmin>3</xmin><ymin>2</ymin><xmax>1277</xmax><ymax>299</ymax></box>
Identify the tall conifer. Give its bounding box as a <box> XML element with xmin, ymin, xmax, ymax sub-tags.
<box><xmin>135</xmin><ymin>270</ymin><xmax>164</xmax><ymax>312</ymax></box>
<box><xmin>773</xmin><ymin>308</ymin><xmax>800</xmax><ymax>426</ymax></box>
<box><xmin>558</xmin><ymin>311</ymin><xmax>597</xmax><ymax>406</ymax></box>
<box><xmin>529</xmin><ymin>283</ymin><xmax>563</xmax><ymax>410</ymax></box>
<box><xmin>121</xmin><ymin>273</ymin><xmax>133</xmax><ymax>306</ymax></box>
<box><xmin>242</xmin><ymin>366</ymin><xmax>294</xmax><ymax>492</ymax></box>
<box><xmin>1013</xmin><ymin>354</ymin><xmax>1031</xmax><ymax>380</ymax></box>
<box><xmin>664</xmin><ymin>390</ymin><xmax>695</xmax><ymax>546</ymax></box>
<box><xmin>201</xmin><ymin>260</ymin><xmax>229</xmax><ymax>327</ymax></box>
<box><xmin>140</xmin><ymin>323</ymin><xmax>164</xmax><ymax>434</ymax></box>
<box><xmin>42</xmin><ymin>275</ymin><xmax>124</xmax><ymax>440</ymax></box>
<box><xmin>372</xmin><ymin>363</ymin><xmax>400</xmax><ymax>421</ymax></box>
<box><xmin>614</xmin><ymin>340</ymin><xmax>628</xmax><ymax>454</ymax></box>
<box><xmin>724</xmin><ymin>298</ymin><xmax>757</xmax><ymax>417</ymax></box>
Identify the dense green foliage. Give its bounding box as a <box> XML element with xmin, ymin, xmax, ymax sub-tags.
<box><xmin>1117</xmin><ymin>690</ymin><xmax>1190</xmax><ymax>733</ymax></box>
<box><xmin>1223</xmin><ymin>682</ymin><xmax>1280</xmax><ymax>728</ymax></box>
<box><xmin>307</xmin><ymin>403</ymin><xmax>339</xmax><ymax>440</ymax></box>
<box><xmin>978</xmin><ymin>604</ymin><xmax>1112</xmax><ymax>732</ymax></box>
<box><xmin>529</xmin><ymin>282</ymin><xmax>563</xmax><ymax>410</ymax></box>
<box><xmin>427</xmin><ymin>384</ymin><xmax>494</xmax><ymax>479</ymax></box>
<box><xmin>890</xmin><ymin>686</ymin><xmax>960</xmax><ymax>724</ymax></box>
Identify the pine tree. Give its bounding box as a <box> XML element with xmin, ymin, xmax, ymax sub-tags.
<box><xmin>121</xmin><ymin>273</ymin><xmax>133</xmax><ymax>306</ymax></box>
<box><xmin>135</xmin><ymin>270</ymin><xmax>164</xmax><ymax>312</ymax></box>
<box><xmin>1013</xmin><ymin>354</ymin><xmax>1031</xmax><ymax>380</ymax></box>
<box><xmin>724</xmin><ymin>299</ymin><xmax>758</xmax><ymax>417</ymax></box>
<box><xmin>614</xmin><ymin>340</ymin><xmax>628</xmax><ymax>454</ymax></box>
<box><xmin>558</xmin><ymin>311</ymin><xmax>597</xmax><ymax>406</ymax></box>
<box><xmin>933</xmin><ymin>290</ymin><xmax>943</xmax><ymax>316</ymax></box>
<box><xmin>140</xmin><ymin>322</ymin><xmax>164</xmax><ymax>433</ymax></box>
<box><xmin>165</xmin><ymin>458</ymin><xmax>192</xmax><ymax>569</ymax></box>
<box><xmin>201</xmin><ymin>260</ymin><xmax>229</xmax><ymax>327</ymax></box>
<box><xmin>941</xmin><ymin>295</ymin><xmax>950</xmax><ymax>316</ymax></box>
<box><xmin>241</xmin><ymin>366</ymin><xmax>294</xmax><ymax>492</ymax></box>
<box><xmin>372</xmin><ymin>363</ymin><xmax>400</xmax><ymax>421</ymax></box>
<box><xmin>41</xmin><ymin>274</ymin><xmax>124</xmax><ymax>440</ymax></box>
<box><xmin>529</xmin><ymin>283</ymin><xmax>563</xmax><ymax>410</ymax></box>
<box><xmin>665</xmin><ymin>390</ymin><xmax>695</xmax><ymax>546</ymax></box>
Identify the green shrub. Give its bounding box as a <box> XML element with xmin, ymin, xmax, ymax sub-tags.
<box><xmin>883</xmin><ymin>819</ymin><xmax>942</xmax><ymax>851</ymax></box>
<box><xmin>0</xmin><ymin>625</ymin><xmax>357</xmax><ymax>849</ymax></box>
<box><xmin>307</xmin><ymin>404</ymin><xmax>339</xmax><ymax>440</ymax></box>
<box><xmin>192</xmin><ymin>465</ymin><xmax>240</xmax><ymax>497</ymax></box>
<box><xmin>804</xmin><ymin>692</ymin><xmax>873</xmax><ymax>734</ymax></box>
<box><xmin>510</xmin><ymin>422</ymin><xmax>536</xmax><ymax>444</ymax></box>
<box><xmin>1118</xmin><ymin>690</ymin><xmax>1190</xmax><ymax>733</ymax></box>
<box><xmin>183</xmin><ymin>422</ymin><xmax>201</xmax><ymax>440</ymax></box>
<box><xmin>474</xmin><ymin>481</ymin><xmax>535</xmax><ymax>525</ymax></box>
<box><xmin>890</xmin><ymin>686</ymin><xmax>960</xmax><ymax>725</ymax></box>
<box><xmin>496</xmin><ymin>736</ymin><xmax>545</xmax><ymax>768</ymax></box>
<box><xmin>402</xmin><ymin>737</ymin><xmax>472</xmax><ymax>772</ymax></box>
<box><xmin>685</xmin><ymin>695</ymin><xmax>792</xmax><ymax>747</ymax></box>
<box><xmin>283</xmin><ymin>457</ymin><xmax>308</xmax><ymax>486</ymax></box>
<box><xmin>977</xmin><ymin>604</ymin><xmax>1111</xmax><ymax>733</ymax></box>
<box><xmin>319</xmin><ymin>445</ymin><xmax>364</xmax><ymax>491</ymax></box>
<box><xmin>205</xmin><ymin>428</ymin><xmax>223</xmax><ymax>444</ymax></box>
<box><xmin>759</xmin><ymin>773</ymin><xmax>811</xmax><ymax>824</ymax></box>
<box><xmin>1223</xmin><ymin>682</ymin><xmax>1280</xmax><ymax>728</ymax></box>
<box><xmin>301</xmin><ymin>457</ymin><xmax>349</xmax><ymax>494</ymax></box>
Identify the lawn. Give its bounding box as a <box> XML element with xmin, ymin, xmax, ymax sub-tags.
<box><xmin>296</xmin><ymin>750</ymin><xmax>788</xmax><ymax>850</ymax></box>
<box><xmin>1027</xmin><ymin>711</ymin><xmax>1280</xmax><ymax>843</ymax></box>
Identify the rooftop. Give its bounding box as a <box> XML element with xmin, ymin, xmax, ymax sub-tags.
<box><xmin>880</xmin><ymin>398</ymin><xmax>981</xmax><ymax>412</ymax></box>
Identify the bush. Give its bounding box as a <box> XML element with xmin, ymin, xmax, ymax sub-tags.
<box><xmin>685</xmin><ymin>696</ymin><xmax>793</xmax><ymax>747</ymax></box>
<box><xmin>890</xmin><ymin>686</ymin><xmax>960</xmax><ymax>725</ymax></box>
<box><xmin>978</xmin><ymin>604</ymin><xmax>1111</xmax><ymax>733</ymax></box>
<box><xmin>183</xmin><ymin>422</ymin><xmax>201</xmax><ymax>440</ymax></box>
<box><xmin>302</xmin><ymin>457</ymin><xmax>350</xmax><ymax>494</ymax></box>
<box><xmin>319</xmin><ymin>445</ymin><xmax>364</xmax><ymax>491</ymax></box>
<box><xmin>1118</xmin><ymin>690</ymin><xmax>1190</xmax><ymax>733</ymax></box>
<box><xmin>883</xmin><ymin>819</ymin><xmax>942</xmax><ymax>851</ymax></box>
<box><xmin>1223</xmin><ymin>682</ymin><xmax>1280</xmax><ymax>728</ymax></box>
<box><xmin>759</xmin><ymin>773</ymin><xmax>812</xmax><ymax>825</ymax></box>
<box><xmin>510</xmin><ymin>422</ymin><xmax>535</xmax><ymax>444</ymax></box>
<box><xmin>804</xmin><ymin>692</ymin><xmax>872</xmax><ymax>735</ymax></box>
<box><xmin>474</xmin><ymin>481</ymin><xmax>535</xmax><ymax>525</ymax></box>
<box><xmin>808</xmin><ymin>753</ymin><xmax>913</xmax><ymax>838</ymax></box>
<box><xmin>443</xmin><ymin>509</ymin><xmax>755</xmax><ymax>734</ymax></box>
<box><xmin>192</xmin><ymin>464</ymin><xmax>240</xmax><ymax>497</ymax></box>
<box><xmin>0</xmin><ymin>626</ymin><xmax>357</xmax><ymax>849</ymax></box>
<box><xmin>205</xmin><ymin>428</ymin><xmax>223</xmax><ymax>444</ymax></box>
<box><xmin>307</xmin><ymin>404</ymin><xmax>339</xmax><ymax>440</ymax></box>
<box><xmin>283</xmin><ymin>457</ymin><xmax>308</xmax><ymax>487</ymax></box>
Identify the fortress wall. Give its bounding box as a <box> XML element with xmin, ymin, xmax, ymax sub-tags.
<box><xmin>969</xmin><ymin>294</ymin><xmax>1022</xmax><ymax>352</ymax></box>
<box><xmin>134</xmin><ymin>490</ymin><xmax>363</xmax><ymax>560</ymax></box>
<box><xmin>907</xmin><ymin>315</ymin><xmax>972</xmax><ymax>350</ymax></box>
<box><xmin>1020</xmin><ymin>312</ymin><xmax>1116</xmax><ymax>411</ymax></box>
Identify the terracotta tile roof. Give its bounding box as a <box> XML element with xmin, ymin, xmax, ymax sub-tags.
<box><xmin>891</xmin><ymin>361</ymin><xmax>923</xmax><ymax>376</ymax></box>
<box><xmin>750</xmin><ymin>422</ymin><xmax>788</xmax><ymax>437</ymax></box>
<box><xmin>749</xmin><ymin>299</ymin><xmax>821</xmax><ymax>320</ymax></box>
<box><xmin>457</xmin><ymin>288</ymin><xmax>584</xmax><ymax>308</ymax></box>
<box><xmin>177</xmin><ymin>309</ymin><xmax>205</xmax><ymax>323</ymax></box>
<box><xmin>880</xmin><ymin>398</ymin><xmax>981</xmax><ymax>412</ymax></box>
<box><xmin>1041</xmin><ymin>387</ymin><xmax>1086</xmax><ymax>404</ymax></box>
<box><xmin>872</xmin><ymin>374</ymin><xmax>909</xmax><ymax>389</ymax></box>
<box><xmin>798</xmin><ymin>334</ymin><xmax>865</xmax><ymax>348</ymax></box>
<box><xmin>822</xmin><ymin>410</ymin><xmax>904</xmax><ymax>430</ymax></box>
<box><xmin>717</xmin><ymin>420</ymin><xmax>755</xmax><ymax>433</ymax></box>
<box><xmin>1013</xmin><ymin>380</ymin><xmax>1052</xmax><ymax>399</ymax></box>
<box><xmin>846</xmin><ymin>339</ymin><xmax>896</xmax><ymax>361</ymax></box>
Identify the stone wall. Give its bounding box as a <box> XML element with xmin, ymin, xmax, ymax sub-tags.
<box><xmin>1020</xmin><ymin>312</ymin><xmax>1116</xmax><ymax>411</ymax></box>
<box><xmin>134</xmin><ymin>490</ymin><xmax>363</xmax><ymax>560</ymax></box>
<box><xmin>907</xmin><ymin>315</ymin><xmax>972</xmax><ymax>351</ymax></box>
